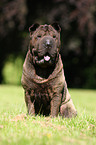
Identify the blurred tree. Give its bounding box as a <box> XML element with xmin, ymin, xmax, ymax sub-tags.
<box><xmin>0</xmin><ymin>0</ymin><xmax>27</xmax><ymax>83</ymax></box>
<box><xmin>0</xmin><ymin>0</ymin><xmax>96</xmax><ymax>88</ymax></box>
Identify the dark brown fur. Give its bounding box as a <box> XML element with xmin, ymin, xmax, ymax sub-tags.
<box><xmin>21</xmin><ymin>23</ymin><xmax>77</xmax><ymax>117</ymax></box>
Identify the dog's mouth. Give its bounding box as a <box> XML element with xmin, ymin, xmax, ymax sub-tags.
<box><xmin>34</xmin><ymin>54</ymin><xmax>52</xmax><ymax>66</ymax></box>
<box><xmin>31</xmin><ymin>47</ymin><xmax>58</xmax><ymax>67</ymax></box>
<box><xmin>44</xmin><ymin>55</ymin><xmax>50</xmax><ymax>61</ymax></box>
<box><xmin>32</xmin><ymin>50</ymin><xmax>58</xmax><ymax>68</ymax></box>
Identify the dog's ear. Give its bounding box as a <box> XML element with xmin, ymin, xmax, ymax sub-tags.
<box><xmin>52</xmin><ymin>23</ymin><xmax>61</xmax><ymax>32</ymax></box>
<box><xmin>29</xmin><ymin>23</ymin><xmax>40</xmax><ymax>34</ymax></box>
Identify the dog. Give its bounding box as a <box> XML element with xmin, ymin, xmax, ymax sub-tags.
<box><xmin>21</xmin><ymin>23</ymin><xmax>77</xmax><ymax>117</ymax></box>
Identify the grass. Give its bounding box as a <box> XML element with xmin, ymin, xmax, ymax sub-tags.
<box><xmin>0</xmin><ymin>85</ymin><xmax>96</xmax><ymax>145</ymax></box>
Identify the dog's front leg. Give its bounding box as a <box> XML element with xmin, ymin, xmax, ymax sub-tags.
<box><xmin>50</xmin><ymin>95</ymin><xmax>61</xmax><ymax>117</ymax></box>
<box><xmin>25</xmin><ymin>91</ymin><xmax>35</xmax><ymax>115</ymax></box>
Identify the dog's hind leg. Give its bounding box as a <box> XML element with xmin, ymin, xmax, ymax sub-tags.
<box><xmin>60</xmin><ymin>99</ymin><xmax>77</xmax><ymax>118</ymax></box>
<box><xmin>60</xmin><ymin>81</ymin><xmax>77</xmax><ymax>118</ymax></box>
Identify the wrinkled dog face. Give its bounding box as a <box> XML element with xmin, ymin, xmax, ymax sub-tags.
<box><xmin>29</xmin><ymin>23</ymin><xmax>61</xmax><ymax>67</ymax></box>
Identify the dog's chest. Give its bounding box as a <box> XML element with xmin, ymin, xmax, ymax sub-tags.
<box><xmin>30</xmin><ymin>83</ymin><xmax>54</xmax><ymax>103</ymax></box>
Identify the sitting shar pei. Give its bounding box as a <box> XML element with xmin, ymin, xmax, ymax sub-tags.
<box><xmin>21</xmin><ymin>23</ymin><xmax>77</xmax><ymax>118</ymax></box>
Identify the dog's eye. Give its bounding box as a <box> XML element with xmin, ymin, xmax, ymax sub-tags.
<box><xmin>37</xmin><ymin>35</ymin><xmax>41</xmax><ymax>39</ymax></box>
<box><xmin>53</xmin><ymin>35</ymin><xmax>56</xmax><ymax>38</ymax></box>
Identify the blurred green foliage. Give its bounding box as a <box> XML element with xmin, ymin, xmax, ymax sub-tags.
<box><xmin>83</xmin><ymin>66</ymin><xmax>96</xmax><ymax>89</ymax></box>
<box><xmin>2</xmin><ymin>56</ymin><xmax>23</xmax><ymax>85</ymax></box>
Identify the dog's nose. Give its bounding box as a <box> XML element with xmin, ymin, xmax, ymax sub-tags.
<box><xmin>45</xmin><ymin>39</ymin><xmax>52</xmax><ymax>48</ymax></box>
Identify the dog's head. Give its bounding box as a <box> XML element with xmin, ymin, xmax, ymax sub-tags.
<box><xmin>29</xmin><ymin>23</ymin><xmax>61</xmax><ymax>67</ymax></box>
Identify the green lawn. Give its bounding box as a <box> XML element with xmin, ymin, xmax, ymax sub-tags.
<box><xmin>0</xmin><ymin>85</ymin><xmax>96</xmax><ymax>145</ymax></box>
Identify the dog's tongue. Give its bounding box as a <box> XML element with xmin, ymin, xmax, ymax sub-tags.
<box><xmin>44</xmin><ymin>56</ymin><xmax>50</xmax><ymax>61</ymax></box>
